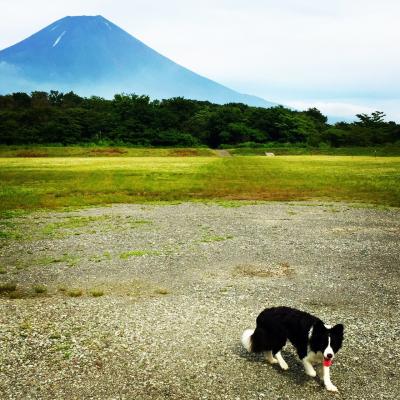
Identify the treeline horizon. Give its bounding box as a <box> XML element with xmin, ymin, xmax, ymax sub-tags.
<box><xmin>0</xmin><ymin>91</ymin><xmax>399</xmax><ymax>147</ymax></box>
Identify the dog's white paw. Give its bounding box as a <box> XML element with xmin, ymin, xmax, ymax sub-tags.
<box><xmin>325</xmin><ymin>383</ymin><xmax>338</xmax><ymax>392</ymax></box>
<box><xmin>279</xmin><ymin>361</ymin><xmax>289</xmax><ymax>370</ymax></box>
<box><xmin>265</xmin><ymin>351</ymin><xmax>279</xmax><ymax>364</ymax></box>
<box><xmin>306</xmin><ymin>368</ymin><xmax>317</xmax><ymax>377</ymax></box>
<box><xmin>275</xmin><ymin>352</ymin><xmax>289</xmax><ymax>370</ymax></box>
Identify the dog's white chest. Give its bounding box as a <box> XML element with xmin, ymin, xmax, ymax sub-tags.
<box><xmin>307</xmin><ymin>351</ymin><xmax>324</xmax><ymax>363</ymax></box>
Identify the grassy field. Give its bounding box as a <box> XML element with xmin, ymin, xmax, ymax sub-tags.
<box><xmin>0</xmin><ymin>146</ymin><xmax>215</xmax><ymax>157</ymax></box>
<box><xmin>0</xmin><ymin>155</ymin><xmax>399</xmax><ymax>212</ymax></box>
<box><xmin>1</xmin><ymin>145</ymin><xmax>399</xmax><ymax>157</ymax></box>
<box><xmin>229</xmin><ymin>145</ymin><xmax>400</xmax><ymax>156</ymax></box>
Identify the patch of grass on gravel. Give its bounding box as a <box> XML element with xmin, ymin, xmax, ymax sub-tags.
<box><xmin>119</xmin><ymin>250</ymin><xmax>160</xmax><ymax>259</ymax></box>
<box><xmin>67</xmin><ymin>289</ymin><xmax>83</xmax><ymax>297</ymax></box>
<box><xmin>90</xmin><ymin>289</ymin><xmax>105</xmax><ymax>297</ymax></box>
<box><xmin>19</xmin><ymin>320</ymin><xmax>32</xmax><ymax>336</ymax></box>
<box><xmin>0</xmin><ymin>210</ymin><xmax>27</xmax><ymax>219</ymax></box>
<box><xmin>233</xmin><ymin>262</ymin><xmax>294</xmax><ymax>278</ymax></box>
<box><xmin>0</xmin><ymin>266</ymin><xmax>7</xmax><ymax>274</ymax></box>
<box><xmin>33</xmin><ymin>285</ymin><xmax>47</xmax><ymax>294</ymax></box>
<box><xmin>58</xmin><ymin>254</ymin><xmax>79</xmax><ymax>267</ymax></box>
<box><xmin>0</xmin><ymin>230</ymin><xmax>16</xmax><ymax>239</ymax></box>
<box><xmin>208</xmin><ymin>200</ymin><xmax>264</xmax><ymax>208</ymax></box>
<box><xmin>49</xmin><ymin>333</ymin><xmax>62</xmax><ymax>340</ymax></box>
<box><xmin>0</xmin><ymin>282</ymin><xmax>17</xmax><ymax>293</ymax></box>
<box><xmin>41</xmin><ymin>215</ymin><xmax>110</xmax><ymax>237</ymax></box>
<box><xmin>0</xmin><ymin>220</ymin><xmax>22</xmax><ymax>240</ymax></box>
<box><xmin>34</xmin><ymin>253</ymin><xmax>80</xmax><ymax>267</ymax></box>
<box><xmin>34</xmin><ymin>256</ymin><xmax>59</xmax><ymax>266</ymax></box>
<box><xmin>54</xmin><ymin>342</ymin><xmax>73</xmax><ymax>359</ymax></box>
<box><xmin>1</xmin><ymin>283</ymin><xmax>51</xmax><ymax>299</ymax></box>
<box><xmin>2</xmin><ymin>286</ymin><xmax>31</xmax><ymax>299</ymax></box>
<box><xmin>201</xmin><ymin>235</ymin><xmax>233</xmax><ymax>243</ymax></box>
<box><xmin>89</xmin><ymin>252</ymin><xmax>112</xmax><ymax>263</ymax></box>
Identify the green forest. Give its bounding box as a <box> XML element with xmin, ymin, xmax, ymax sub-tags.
<box><xmin>0</xmin><ymin>91</ymin><xmax>399</xmax><ymax>147</ymax></box>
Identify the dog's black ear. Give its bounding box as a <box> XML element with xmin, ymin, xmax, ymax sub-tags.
<box><xmin>331</xmin><ymin>324</ymin><xmax>344</xmax><ymax>337</ymax></box>
<box><xmin>330</xmin><ymin>324</ymin><xmax>344</xmax><ymax>348</ymax></box>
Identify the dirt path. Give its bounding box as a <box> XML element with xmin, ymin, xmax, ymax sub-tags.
<box><xmin>0</xmin><ymin>202</ymin><xmax>399</xmax><ymax>399</ymax></box>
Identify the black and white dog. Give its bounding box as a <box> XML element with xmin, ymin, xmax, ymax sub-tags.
<box><xmin>241</xmin><ymin>306</ymin><xmax>344</xmax><ymax>392</ymax></box>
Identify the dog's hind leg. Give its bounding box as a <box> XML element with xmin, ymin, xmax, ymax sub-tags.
<box><xmin>271</xmin><ymin>328</ymin><xmax>289</xmax><ymax>370</ymax></box>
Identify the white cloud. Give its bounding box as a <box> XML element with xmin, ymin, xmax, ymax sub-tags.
<box><xmin>286</xmin><ymin>100</ymin><xmax>375</xmax><ymax>119</ymax></box>
<box><xmin>286</xmin><ymin>99</ymin><xmax>400</xmax><ymax>122</ymax></box>
<box><xmin>0</xmin><ymin>0</ymin><xmax>399</xmax><ymax>120</ymax></box>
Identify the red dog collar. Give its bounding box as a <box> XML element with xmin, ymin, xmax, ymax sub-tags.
<box><xmin>323</xmin><ymin>358</ymin><xmax>333</xmax><ymax>367</ymax></box>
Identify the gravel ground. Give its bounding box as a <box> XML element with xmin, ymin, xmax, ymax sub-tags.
<box><xmin>0</xmin><ymin>202</ymin><xmax>399</xmax><ymax>400</ymax></box>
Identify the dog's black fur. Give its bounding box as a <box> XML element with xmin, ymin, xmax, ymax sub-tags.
<box><xmin>248</xmin><ymin>306</ymin><xmax>344</xmax><ymax>359</ymax></box>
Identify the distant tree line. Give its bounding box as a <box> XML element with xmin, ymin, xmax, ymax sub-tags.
<box><xmin>0</xmin><ymin>91</ymin><xmax>399</xmax><ymax>147</ymax></box>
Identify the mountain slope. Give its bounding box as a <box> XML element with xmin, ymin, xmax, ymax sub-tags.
<box><xmin>0</xmin><ymin>15</ymin><xmax>274</xmax><ymax>106</ymax></box>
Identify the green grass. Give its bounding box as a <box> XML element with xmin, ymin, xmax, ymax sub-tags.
<box><xmin>200</xmin><ymin>156</ymin><xmax>400</xmax><ymax>206</ymax></box>
<box><xmin>90</xmin><ymin>289</ymin><xmax>105</xmax><ymax>297</ymax></box>
<box><xmin>0</xmin><ymin>219</ymin><xmax>22</xmax><ymax>240</ymax></box>
<box><xmin>67</xmin><ymin>289</ymin><xmax>83</xmax><ymax>297</ymax></box>
<box><xmin>211</xmin><ymin>200</ymin><xmax>263</xmax><ymax>208</ymax></box>
<box><xmin>0</xmin><ymin>155</ymin><xmax>399</xmax><ymax>211</ymax></box>
<box><xmin>34</xmin><ymin>254</ymin><xmax>79</xmax><ymax>267</ymax></box>
<box><xmin>33</xmin><ymin>285</ymin><xmax>47</xmax><ymax>294</ymax></box>
<box><xmin>0</xmin><ymin>146</ymin><xmax>214</xmax><ymax>158</ymax></box>
<box><xmin>1</xmin><ymin>145</ymin><xmax>399</xmax><ymax>157</ymax></box>
<box><xmin>89</xmin><ymin>252</ymin><xmax>112</xmax><ymax>263</ymax></box>
<box><xmin>201</xmin><ymin>235</ymin><xmax>234</xmax><ymax>243</ymax></box>
<box><xmin>41</xmin><ymin>215</ymin><xmax>110</xmax><ymax>236</ymax></box>
<box><xmin>0</xmin><ymin>231</ymin><xmax>14</xmax><ymax>239</ymax></box>
<box><xmin>119</xmin><ymin>250</ymin><xmax>160</xmax><ymax>259</ymax></box>
<box><xmin>0</xmin><ymin>282</ymin><xmax>17</xmax><ymax>293</ymax></box>
<box><xmin>229</xmin><ymin>145</ymin><xmax>400</xmax><ymax>156</ymax></box>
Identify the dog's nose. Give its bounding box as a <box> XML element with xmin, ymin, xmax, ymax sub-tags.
<box><xmin>326</xmin><ymin>353</ymin><xmax>333</xmax><ymax>359</ymax></box>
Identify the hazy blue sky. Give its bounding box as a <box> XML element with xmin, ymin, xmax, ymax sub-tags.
<box><xmin>1</xmin><ymin>0</ymin><xmax>399</xmax><ymax>120</ymax></box>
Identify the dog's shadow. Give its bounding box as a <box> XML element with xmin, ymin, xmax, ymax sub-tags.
<box><xmin>234</xmin><ymin>344</ymin><xmax>325</xmax><ymax>389</ymax></box>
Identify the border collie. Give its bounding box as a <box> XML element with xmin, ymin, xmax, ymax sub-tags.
<box><xmin>241</xmin><ymin>306</ymin><xmax>344</xmax><ymax>392</ymax></box>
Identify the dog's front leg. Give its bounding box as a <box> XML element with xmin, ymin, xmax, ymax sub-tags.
<box><xmin>302</xmin><ymin>355</ymin><xmax>316</xmax><ymax>377</ymax></box>
<box><xmin>322</xmin><ymin>365</ymin><xmax>338</xmax><ymax>392</ymax></box>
